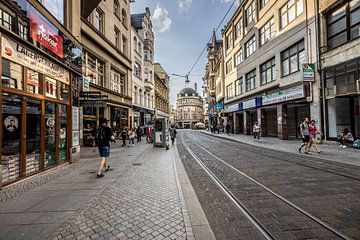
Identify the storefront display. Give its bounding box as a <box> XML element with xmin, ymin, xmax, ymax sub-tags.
<box><xmin>26</xmin><ymin>99</ymin><xmax>41</xmax><ymax>175</ymax></box>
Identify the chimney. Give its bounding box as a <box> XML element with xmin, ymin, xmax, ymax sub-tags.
<box><xmin>194</xmin><ymin>83</ymin><xmax>197</xmax><ymax>93</ymax></box>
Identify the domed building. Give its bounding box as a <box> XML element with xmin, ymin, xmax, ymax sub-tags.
<box><xmin>175</xmin><ymin>85</ymin><xmax>204</xmax><ymax>129</ymax></box>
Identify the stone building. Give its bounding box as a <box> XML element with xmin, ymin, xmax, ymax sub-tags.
<box><xmin>176</xmin><ymin>86</ymin><xmax>204</xmax><ymax>129</ymax></box>
<box><xmin>131</xmin><ymin>7</ymin><xmax>155</xmax><ymax>127</ymax></box>
<box><xmin>218</xmin><ymin>0</ymin><xmax>321</xmax><ymax>139</ymax></box>
<box><xmin>81</xmin><ymin>0</ymin><xmax>132</xmax><ymax>137</ymax></box>
<box><xmin>318</xmin><ymin>0</ymin><xmax>360</xmax><ymax>140</ymax></box>
<box><xmin>154</xmin><ymin>63</ymin><xmax>170</xmax><ymax>120</ymax></box>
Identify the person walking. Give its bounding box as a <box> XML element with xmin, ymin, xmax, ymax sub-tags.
<box><xmin>120</xmin><ymin>128</ymin><xmax>128</xmax><ymax>146</ymax></box>
<box><xmin>136</xmin><ymin>126</ymin><xmax>142</xmax><ymax>142</ymax></box>
<box><xmin>128</xmin><ymin>128</ymin><xmax>135</xmax><ymax>147</ymax></box>
<box><xmin>309</xmin><ymin>120</ymin><xmax>323</xmax><ymax>153</ymax></box>
<box><xmin>169</xmin><ymin>125</ymin><xmax>177</xmax><ymax>145</ymax></box>
<box><xmin>216</xmin><ymin>124</ymin><xmax>220</xmax><ymax>134</ymax></box>
<box><xmin>253</xmin><ymin>121</ymin><xmax>260</xmax><ymax>140</ymax></box>
<box><xmin>94</xmin><ymin>118</ymin><xmax>114</xmax><ymax>178</ymax></box>
<box><xmin>299</xmin><ymin>117</ymin><xmax>311</xmax><ymax>154</ymax></box>
<box><xmin>226</xmin><ymin>124</ymin><xmax>230</xmax><ymax>135</ymax></box>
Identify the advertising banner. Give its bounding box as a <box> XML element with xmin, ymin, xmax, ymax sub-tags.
<box><xmin>301</xmin><ymin>63</ymin><xmax>315</xmax><ymax>82</ymax></box>
<box><xmin>262</xmin><ymin>85</ymin><xmax>304</xmax><ymax>105</ymax></box>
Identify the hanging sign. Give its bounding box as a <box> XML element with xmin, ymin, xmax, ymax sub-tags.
<box><xmin>82</xmin><ymin>77</ymin><xmax>90</xmax><ymax>91</ymax></box>
<box><xmin>301</xmin><ymin>63</ymin><xmax>315</xmax><ymax>82</ymax></box>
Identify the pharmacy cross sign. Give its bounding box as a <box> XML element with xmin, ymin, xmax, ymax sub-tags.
<box><xmin>301</xmin><ymin>63</ymin><xmax>315</xmax><ymax>82</ymax></box>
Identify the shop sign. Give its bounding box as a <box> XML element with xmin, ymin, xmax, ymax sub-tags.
<box><xmin>243</xmin><ymin>99</ymin><xmax>256</xmax><ymax>110</ymax></box>
<box><xmin>301</xmin><ymin>63</ymin><xmax>315</xmax><ymax>82</ymax></box>
<box><xmin>262</xmin><ymin>85</ymin><xmax>304</xmax><ymax>105</ymax></box>
<box><xmin>72</xmin><ymin>130</ymin><xmax>79</xmax><ymax>147</ymax></box>
<box><xmin>225</xmin><ymin>104</ymin><xmax>239</xmax><ymax>113</ymax></box>
<box><xmin>1</xmin><ymin>36</ymin><xmax>69</xmax><ymax>84</ymax></box>
<box><xmin>216</xmin><ymin>102</ymin><xmax>223</xmax><ymax>110</ymax></box>
<box><xmin>82</xmin><ymin>77</ymin><xmax>90</xmax><ymax>91</ymax></box>
<box><xmin>29</xmin><ymin>10</ymin><xmax>64</xmax><ymax>58</ymax></box>
<box><xmin>81</xmin><ymin>100</ymin><xmax>107</xmax><ymax>107</ymax></box>
<box><xmin>72</xmin><ymin>107</ymin><xmax>79</xmax><ymax>131</ymax></box>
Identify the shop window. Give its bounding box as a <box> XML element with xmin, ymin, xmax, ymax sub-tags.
<box><xmin>27</xmin><ymin>69</ymin><xmax>42</xmax><ymax>94</ymax></box>
<box><xmin>59</xmin><ymin>82</ymin><xmax>69</xmax><ymax>100</ymax></box>
<box><xmin>59</xmin><ymin>105</ymin><xmax>67</xmax><ymax>163</ymax></box>
<box><xmin>1</xmin><ymin>93</ymin><xmax>22</xmax><ymax>184</ymax></box>
<box><xmin>260</xmin><ymin>57</ymin><xmax>276</xmax><ymax>85</ymax></box>
<box><xmin>45</xmin><ymin>102</ymin><xmax>56</xmax><ymax>168</ymax></box>
<box><xmin>45</xmin><ymin>77</ymin><xmax>57</xmax><ymax>98</ymax></box>
<box><xmin>1</xmin><ymin>59</ymin><xmax>23</xmax><ymax>90</ymax></box>
<box><xmin>327</xmin><ymin>0</ymin><xmax>360</xmax><ymax>49</ymax></box>
<box><xmin>0</xmin><ymin>8</ymin><xmax>13</xmax><ymax>30</ymax></box>
<box><xmin>281</xmin><ymin>40</ymin><xmax>305</xmax><ymax>76</ymax></box>
<box><xmin>26</xmin><ymin>99</ymin><xmax>41</xmax><ymax>175</ymax></box>
<box><xmin>280</xmin><ymin>0</ymin><xmax>303</xmax><ymax>29</ymax></box>
<box><xmin>37</xmin><ymin>0</ymin><xmax>64</xmax><ymax>24</ymax></box>
<box><xmin>246</xmin><ymin>69</ymin><xmax>256</xmax><ymax>91</ymax></box>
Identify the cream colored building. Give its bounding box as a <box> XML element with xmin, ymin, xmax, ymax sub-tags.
<box><xmin>154</xmin><ymin>63</ymin><xmax>170</xmax><ymax>120</ymax></box>
<box><xmin>176</xmin><ymin>86</ymin><xmax>204</xmax><ymax>129</ymax></box>
<box><xmin>81</xmin><ymin>0</ymin><xmax>133</xmax><ymax>132</ymax></box>
<box><xmin>220</xmin><ymin>0</ymin><xmax>320</xmax><ymax>139</ymax></box>
<box><xmin>131</xmin><ymin>8</ymin><xmax>155</xmax><ymax>127</ymax></box>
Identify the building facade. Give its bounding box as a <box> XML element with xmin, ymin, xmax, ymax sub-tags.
<box><xmin>176</xmin><ymin>86</ymin><xmax>204</xmax><ymax>129</ymax></box>
<box><xmin>0</xmin><ymin>0</ymin><xmax>83</xmax><ymax>186</ymax></box>
<box><xmin>154</xmin><ymin>63</ymin><xmax>170</xmax><ymax>120</ymax></box>
<box><xmin>131</xmin><ymin>8</ymin><xmax>155</xmax><ymax>127</ymax></box>
<box><xmin>319</xmin><ymin>0</ymin><xmax>360</xmax><ymax>140</ymax></box>
<box><xmin>218</xmin><ymin>0</ymin><xmax>321</xmax><ymax>139</ymax></box>
<box><xmin>81</xmin><ymin>0</ymin><xmax>132</xmax><ymax>142</ymax></box>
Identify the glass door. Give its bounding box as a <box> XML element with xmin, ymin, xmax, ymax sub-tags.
<box><xmin>59</xmin><ymin>105</ymin><xmax>67</xmax><ymax>163</ymax></box>
<box><xmin>1</xmin><ymin>93</ymin><xmax>22</xmax><ymax>184</ymax></box>
<box><xmin>45</xmin><ymin>102</ymin><xmax>56</xmax><ymax>168</ymax></box>
<box><xmin>26</xmin><ymin>99</ymin><xmax>42</xmax><ymax>175</ymax></box>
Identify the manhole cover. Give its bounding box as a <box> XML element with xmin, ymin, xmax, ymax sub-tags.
<box><xmin>132</xmin><ymin>163</ymin><xmax>142</xmax><ymax>166</ymax></box>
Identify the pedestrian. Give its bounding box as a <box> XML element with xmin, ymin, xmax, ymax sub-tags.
<box><xmin>309</xmin><ymin>120</ymin><xmax>323</xmax><ymax>153</ymax></box>
<box><xmin>226</xmin><ymin>124</ymin><xmax>230</xmax><ymax>135</ymax></box>
<box><xmin>216</xmin><ymin>124</ymin><xmax>220</xmax><ymax>134</ymax></box>
<box><xmin>298</xmin><ymin>117</ymin><xmax>311</xmax><ymax>154</ymax></box>
<box><xmin>210</xmin><ymin>124</ymin><xmax>214</xmax><ymax>133</ymax></box>
<box><xmin>136</xmin><ymin>126</ymin><xmax>142</xmax><ymax>142</ymax></box>
<box><xmin>338</xmin><ymin>128</ymin><xmax>354</xmax><ymax>148</ymax></box>
<box><xmin>93</xmin><ymin>118</ymin><xmax>114</xmax><ymax>178</ymax></box>
<box><xmin>253</xmin><ymin>121</ymin><xmax>260</xmax><ymax>140</ymax></box>
<box><xmin>120</xmin><ymin>128</ymin><xmax>128</xmax><ymax>146</ymax></box>
<box><xmin>128</xmin><ymin>128</ymin><xmax>135</xmax><ymax>147</ymax></box>
<box><xmin>169</xmin><ymin>125</ymin><xmax>177</xmax><ymax>145</ymax></box>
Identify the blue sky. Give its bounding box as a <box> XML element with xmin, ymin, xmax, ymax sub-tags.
<box><xmin>131</xmin><ymin>0</ymin><xmax>237</xmax><ymax>106</ymax></box>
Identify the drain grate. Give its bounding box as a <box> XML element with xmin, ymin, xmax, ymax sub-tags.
<box><xmin>132</xmin><ymin>163</ymin><xmax>142</xmax><ymax>166</ymax></box>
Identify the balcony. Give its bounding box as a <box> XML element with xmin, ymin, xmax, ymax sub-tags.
<box><xmin>144</xmin><ymin>39</ymin><xmax>153</xmax><ymax>50</ymax></box>
<box><xmin>144</xmin><ymin>80</ymin><xmax>153</xmax><ymax>90</ymax></box>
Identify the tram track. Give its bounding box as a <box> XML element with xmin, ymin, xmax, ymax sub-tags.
<box><xmin>179</xmin><ymin>131</ymin><xmax>359</xmax><ymax>240</ymax></box>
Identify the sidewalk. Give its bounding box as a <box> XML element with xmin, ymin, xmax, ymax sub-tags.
<box><xmin>0</xmin><ymin>141</ymin><xmax>213</xmax><ymax>240</ymax></box>
<box><xmin>201</xmin><ymin>130</ymin><xmax>360</xmax><ymax>166</ymax></box>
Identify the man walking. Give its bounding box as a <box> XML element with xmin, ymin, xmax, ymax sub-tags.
<box><xmin>253</xmin><ymin>121</ymin><xmax>260</xmax><ymax>140</ymax></box>
<box><xmin>169</xmin><ymin>125</ymin><xmax>177</xmax><ymax>145</ymax></box>
<box><xmin>94</xmin><ymin>118</ymin><xmax>114</xmax><ymax>178</ymax></box>
<box><xmin>299</xmin><ymin>117</ymin><xmax>311</xmax><ymax>154</ymax></box>
<box><xmin>136</xmin><ymin>126</ymin><xmax>142</xmax><ymax>142</ymax></box>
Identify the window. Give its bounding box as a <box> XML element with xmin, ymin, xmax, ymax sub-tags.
<box><xmin>226</xmin><ymin>84</ymin><xmax>234</xmax><ymax>99</ymax></box>
<box><xmin>144</xmin><ymin>50</ymin><xmax>149</xmax><ymax>60</ymax></box>
<box><xmin>1</xmin><ymin>59</ymin><xmax>23</xmax><ymax>90</ymax></box>
<box><xmin>327</xmin><ymin>0</ymin><xmax>360</xmax><ymax>49</ymax></box>
<box><xmin>235</xmin><ymin>77</ymin><xmax>243</xmax><ymax>96</ymax></box>
<box><xmin>122</xmin><ymin>35</ymin><xmax>128</xmax><ymax>55</ymax></box>
<box><xmin>246</xmin><ymin>69</ymin><xmax>256</xmax><ymax>91</ymax></box>
<box><xmin>280</xmin><ymin>0</ymin><xmax>303</xmax><ymax>29</ymax></box>
<box><xmin>246</xmin><ymin>1</ymin><xmax>256</xmax><ymax>26</ymax></box>
<box><xmin>95</xmin><ymin>8</ymin><xmax>104</xmax><ymax>33</ymax></box>
<box><xmin>114</xmin><ymin>27</ymin><xmax>120</xmax><ymax>48</ymax></box>
<box><xmin>37</xmin><ymin>0</ymin><xmax>64</xmax><ymax>24</ymax></box>
<box><xmin>138</xmin><ymin>42</ymin><xmax>142</xmax><ymax>54</ymax></box>
<box><xmin>45</xmin><ymin>77</ymin><xmax>57</xmax><ymax>98</ymax></box>
<box><xmin>234</xmin><ymin>19</ymin><xmax>243</xmax><ymax>40</ymax></box>
<box><xmin>111</xmin><ymin>68</ymin><xmax>126</xmax><ymax>95</ymax></box>
<box><xmin>245</xmin><ymin>35</ymin><xmax>256</xmax><ymax>58</ymax></box>
<box><xmin>83</xmin><ymin>51</ymin><xmax>105</xmax><ymax>86</ymax></box>
<box><xmin>260</xmin><ymin>57</ymin><xmax>276</xmax><ymax>85</ymax></box>
<box><xmin>122</xmin><ymin>9</ymin><xmax>127</xmax><ymax>27</ymax></box>
<box><xmin>19</xmin><ymin>22</ymin><xmax>28</xmax><ymax>40</ymax></box>
<box><xmin>226</xmin><ymin>59</ymin><xmax>233</xmax><ymax>74</ymax></box>
<box><xmin>0</xmin><ymin>9</ymin><xmax>13</xmax><ymax>30</ymax></box>
<box><xmin>260</xmin><ymin>0</ymin><xmax>270</xmax><ymax>9</ymax></box>
<box><xmin>134</xmin><ymin>62</ymin><xmax>141</xmax><ymax>78</ymax></box>
<box><xmin>226</xmin><ymin>32</ymin><xmax>233</xmax><ymax>50</ymax></box>
<box><xmin>260</xmin><ymin>17</ymin><xmax>275</xmax><ymax>46</ymax></box>
<box><xmin>234</xmin><ymin>49</ymin><xmax>243</xmax><ymax>67</ymax></box>
<box><xmin>281</xmin><ymin>40</ymin><xmax>305</xmax><ymax>76</ymax></box>
<box><xmin>27</xmin><ymin>69</ymin><xmax>42</xmax><ymax>94</ymax></box>
<box><xmin>114</xmin><ymin>0</ymin><xmax>120</xmax><ymax>18</ymax></box>
<box><xmin>134</xmin><ymin>86</ymin><xmax>138</xmax><ymax>104</ymax></box>
<box><xmin>133</xmin><ymin>37</ymin><xmax>137</xmax><ymax>50</ymax></box>
<box><xmin>216</xmin><ymin>82</ymin><xmax>222</xmax><ymax>95</ymax></box>
<box><xmin>59</xmin><ymin>82</ymin><xmax>69</xmax><ymax>100</ymax></box>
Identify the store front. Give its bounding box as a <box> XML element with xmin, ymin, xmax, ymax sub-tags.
<box><xmin>263</xmin><ymin>107</ymin><xmax>277</xmax><ymax>137</ymax></box>
<box><xmin>324</xmin><ymin>57</ymin><xmax>360</xmax><ymax>140</ymax></box>
<box><xmin>242</xmin><ymin>97</ymin><xmax>262</xmax><ymax>135</ymax></box>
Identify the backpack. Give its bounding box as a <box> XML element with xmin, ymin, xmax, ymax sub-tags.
<box><xmin>95</xmin><ymin>127</ymin><xmax>106</xmax><ymax>144</ymax></box>
<box><xmin>353</xmin><ymin>139</ymin><xmax>360</xmax><ymax>149</ymax></box>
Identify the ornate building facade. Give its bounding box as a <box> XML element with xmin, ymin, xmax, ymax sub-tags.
<box><xmin>154</xmin><ymin>63</ymin><xmax>170</xmax><ymax>120</ymax></box>
<box><xmin>176</xmin><ymin>87</ymin><xmax>204</xmax><ymax>129</ymax></box>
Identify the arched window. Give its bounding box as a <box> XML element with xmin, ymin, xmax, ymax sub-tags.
<box><xmin>114</xmin><ymin>0</ymin><xmax>120</xmax><ymax>18</ymax></box>
<box><xmin>145</xmin><ymin>32</ymin><xmax>149</xmax><ymax>39</ymax></box>
<box><xmin>133</xmin><ymin>37</ymin><xmax>137</xmax><ymax>50</ymax></box>
<box><xmin>122</xmin><ymin>9</ymin><xmax>127</xmax><ymax>27</ymax></box>
<box><xmin>138</xmin><ymin>42</ymin><xmax>142</xmax><ymax>54</ymax></box>
<box><xmin>149</xmin><ymin>71</ymin><xmax>153</xmax><ymax>82</ymax></box>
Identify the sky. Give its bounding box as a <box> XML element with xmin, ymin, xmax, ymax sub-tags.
<box><xmin>131</xmin><ymin>0</ymin><xmax>238</xmax><ymax>107</ymax></box>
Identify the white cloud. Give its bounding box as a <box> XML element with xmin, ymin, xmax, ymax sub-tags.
<box><xmin>152</xmin><ymin>5</ymin><xmax>172</xmax><ymax>33</ymax></box>
<box><xmin>178</xmin><ymin>0</ymin><xmax>192</xmax><ymax>12</ymax></box>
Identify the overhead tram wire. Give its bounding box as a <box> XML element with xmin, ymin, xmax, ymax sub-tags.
<box><xmin>186</xmin><ymin>0</ymin><xmax>238</xmax><ymax>77</ymax></box>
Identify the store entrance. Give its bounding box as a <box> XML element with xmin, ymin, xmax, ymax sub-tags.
<box><xmin>287</xmin><ymin>104</ymin><xmax>310</xmax><ymax>139</ymax></box>
<box><xmin>264</xmin><ymin>108</ymin><xmax>277</xmax><ymax>137</ymax></box>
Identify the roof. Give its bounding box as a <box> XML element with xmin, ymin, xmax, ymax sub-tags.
<box><xmin>178</xmin><ymin>87</ymin><xmax>198</xmax><ymax>97</ymax></box>
<box><xmin>131</xmin><ymin>13</ymin><xmax>145</xmax><ymax>29</ymax></box>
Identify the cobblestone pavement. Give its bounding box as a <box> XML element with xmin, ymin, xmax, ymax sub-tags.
<box><xmin>201</xmin><ymin>131</ymin><xmax>360</xmax><ymax>166</ymax></box>
<box><xmin>178</xmin><ymin>130</ymin><xmax>360</xmax><ymax>239</ymax></box>
<box><xmin>0</xmin><ymin>142</ymin><xmax>195</xmax><ymax>240</ymax></box>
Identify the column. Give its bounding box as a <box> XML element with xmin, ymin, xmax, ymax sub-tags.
<box><xmin>244</xmin><ymin>111</ymin><xmax>250</xmax><ymax>135</ymax></box>
<box><xmin>233</xmin><ymin>112</ymin><xmax>240</xmax><ymax>134</ymax></box>
<box><xmin>277</xmin><ymin>104</ymin><xmax>288</xmax><ymax>140</ymax></box>
<box><xmin>257</xmin><ymin>108</ymin><xmax>266</xmax><ymax>137</ymax></box>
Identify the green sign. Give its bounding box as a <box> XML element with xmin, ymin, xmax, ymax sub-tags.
<box><xmin>302</xmin><ymin>63</ymin><xmax>315</xmax><ymax>82</ymax></box>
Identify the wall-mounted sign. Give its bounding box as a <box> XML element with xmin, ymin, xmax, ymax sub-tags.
<box><xmin>1</xmin><ymin>37</ymin><xmax>69</xmax><ymax>84</ymax></box>
<box><xmin>225</xmin><ymin>104</ymin><xmax>239</xmax><ymax>113</ymax></box>
<box><xmin>29</xmin><ymin>10</ymin><xmax>64</xmax><ymax>58</ymax></box>
<box><xmin>262</xmin><ymin>85</ymin><xmax>304</xmax><ymax>105</ymax></box>
<box><xmin>243</xmin><ymin>99</ymin><xmax>256</xmax><ymax>110</ymax></box>
<box><xmin>82</xmin><ymin>77</ymin><xmax>90</xmax><ymax>91</ymax></box>
<box><xmin>216</xmin><ymin>102</ymin><xmax>223</xmax><ymax>110</ymax></box>
<box><xmin>301</xmin><ymin>63</ymin><xmax>315</xmax><ymax>82</ymax></box>
<box><xmin>72</xmin><ymin>107</ymin><xmax>79</xmax><ymax>131</ymax></box>
<box><xmin>72</xmin><ymin>130</ymin><xmax>79</xmax><ymax>147</ymax></box>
